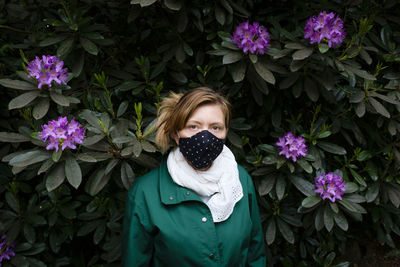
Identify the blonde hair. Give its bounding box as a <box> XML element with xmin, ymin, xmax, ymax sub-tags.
<box><xmin>155</xmin><ymin>87</ymin><xmax>231</xmax><ymax>152</ymax></box>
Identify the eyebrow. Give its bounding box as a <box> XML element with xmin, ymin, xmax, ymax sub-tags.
<box><xmin>186</xmin><ymin>119</ymin><xmax>225</xmax><ymax>125</ymax></box>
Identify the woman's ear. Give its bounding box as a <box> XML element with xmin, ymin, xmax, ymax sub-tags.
<box><xmin>173</xmin><ymin>132</ymin><xmax>179</xmax><ymax>145</ymax></box>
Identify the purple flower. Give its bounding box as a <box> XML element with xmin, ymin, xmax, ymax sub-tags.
<box><xmin>314</xmin><ymin>172</ymin><xmax>346</xmax><ymax>202</ymax></box>
<box><xmin>231</xmin><ymin>21</ymin><xmax>271</xmax><ymax>55</ymax></box>
<box><xmin>0</xmin><ymin>234</ymin><xmax>15</xmax><ymax>264</ymax></box>
<box><xmin>26</xmin><ymin>55</ymin><xmax>69</xmax><ymax>89</ymax></box>
<box><xmin>276</xmin><ymin>132</ymin><xmax>307</xmax><ymax>162</ymax></box>
<box><xmin>39</xmin><ymin>116</ymin><xmax>85</xmax><ymax>152</ymax></box>
<box><xmin>304</xmin><ymin>11</ymin><xmax>346</xmax><ymax>48</ymax></box>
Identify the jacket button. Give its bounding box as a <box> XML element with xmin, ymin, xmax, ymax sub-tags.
<box><xmin>186</xmin><ymin>191</ymin><xmax>190</xmax><ymax>195</ymax></box>
<box><xmin>209</xmin><ymin>254</ymin><xmax>215</xmax><ymax>259</ymax></box>
<box><xmin>201</xmin><ymin>217</ymin><xmax>207</xmax><ymax>222</ymax></box>
<box><xmin>169</xmin><ymin>196</ymin><xmax>174</xmax><ymax>200</ymax></box>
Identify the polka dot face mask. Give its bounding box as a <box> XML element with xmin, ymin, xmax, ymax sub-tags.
<box><xmin>178</xmin><ymin>130</ymin><xmax>224</xmax><ymax>169</ymax></box>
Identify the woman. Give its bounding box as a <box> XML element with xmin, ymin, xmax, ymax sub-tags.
<box><xmin>122</xmin><ymin>87</ymin><xmax>266</xmax><ymax>266</ymax></box>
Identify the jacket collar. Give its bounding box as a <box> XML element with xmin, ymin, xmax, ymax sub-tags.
<box><xmin>159</xmin><ymin>158</ymin><xmax>202</xmax><ymax>205</ymax></box>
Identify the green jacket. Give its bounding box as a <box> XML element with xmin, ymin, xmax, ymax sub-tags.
<box><xmin>122</xmin><ymin>159</ymin><xmax>266</xmax><ymax>267</ymax></box>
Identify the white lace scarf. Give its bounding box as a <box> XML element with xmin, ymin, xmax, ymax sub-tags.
<box><xmin>167</xmin><ymin>145</ymin><xmax>243</xmax><ymax>222</ymax></box>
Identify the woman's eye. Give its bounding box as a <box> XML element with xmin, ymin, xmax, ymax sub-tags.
<box><xmin>188</xmin><ymin>125</ymin><xmax>197</xmax><ymax>129</ymax></box>
<box><xmin>212</xmin><ymin>126</ymin><xmax>221</xmax><ymax>131</ymax></box>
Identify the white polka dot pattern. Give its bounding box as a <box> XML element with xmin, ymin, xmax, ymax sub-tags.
<box><xmin>179</xmin><ymin>130</ymin><xmax>224</xmax><ymax>169</ymax></box>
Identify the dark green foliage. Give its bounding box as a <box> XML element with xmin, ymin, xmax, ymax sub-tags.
<box><xmin>0</xmin><ymin>0</ymin><xmax>399</xmax><ymax>265</ymax></box>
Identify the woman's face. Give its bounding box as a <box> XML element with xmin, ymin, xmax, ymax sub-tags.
<box><xmin>174</xmin><ymin>103</ymin><xmax>227</xmax><ymax>144</ymax></box>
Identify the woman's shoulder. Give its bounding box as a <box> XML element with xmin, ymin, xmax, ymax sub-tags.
<box><xmin>127</xmin><ymin>164</ymin><xmax>162</xmax><ymax>198</ymax></box>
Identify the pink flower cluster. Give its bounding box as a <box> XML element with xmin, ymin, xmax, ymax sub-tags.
<box><xmin>314</xmin><ymin>172</ymin><xmax>346</xmax><ymax>202</ymax></box>
<box><xmin>39</xmin><ymin>116</ymin><xmax>85</xmax><ymax>152</ymax></box>
<box><xmin>231</xmin><ymin>21</ymin><xmax>270</xmax><ymax>55</ymax></box>
<box><xmin>27</xmin><ymin>55</ymin><xmax>69</xmax><ymax>89</ymax></box>
<box><xmin>276</xmin><ymin>132</ymin><xmax>307</xmax><ymax>162</ymax></box>
<box><xmin>304</xmin><ymin>11</ymin><xmax>346</xmax><ymax>48</ymax></box>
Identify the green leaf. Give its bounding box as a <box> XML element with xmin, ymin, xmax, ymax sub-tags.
<box><xmin>76</xmin><ymin>153</ymin><xmax>97</xmax><ymax>162</ymax></box>
<box><xmin>229</xmin><ymin>61</ymin><xmax>246</xmax><ymax>82</ymax></box>
<box><xmin>24</xmin><ymin>224</ymin><xmax>36</xmax><ymax>244</ymax></box>
<box><xmin>121</xmin><ymin>161</ymin><xmax>135</xmax><ymax>190</ymax></box>
<box><xmin>288</xmin><ymin>175</ymin><xmax>314</xmax><ymax>196</ymax></box>
<box><xmin>344</xmin><ymin>64</ymin><xmax>376</xmax><ymax>80</ymax></box>
<box><xmin>72</xmin><ymin>50</ymin><xmax>85</xmax><ymax>77</ymax></box>
<box><xmin>258</xmin><ymin>175</ymin><xmax>275</xmax><ymax>196</ymax></box>
<box><xmin>387</xmin><ymin>185</ymin><xmax>400</xmax><ymax>208</ymax></box>
<box><xmin>266</xmin><ymin>218</ymin><xmax>276</xmax><ymax>245</ymax></box>
<box><xmin>52</xmin><ymin>149</ymin><xmax>62</xmax><ymax>162</ymax></box>
<box><xmin>329</xmin><ymin>202</ymin><xmax>339</xmax><ymax>213</ymax></box>
<box><xmin>275</xmin><ymin>176</ymin><xmax>286</xmax><ymax>200</ymax></box>
<box><xmin>50</xmin><ymin>92</ymin><xmax>70</xmax><ymax>106</ymax></box>
<box><xmin>302</xmin><ymin>195</ymin><xmax>321</xmax><ymax>208</ymax></box>
<box><xmin>279</xmin><ymin>73</ymin><xmax>299</xmax><ymax>89</ymax></box>
<box><xmin>86</xmin><ymin>167</ymin><xmax>111</xmax><ymax>196</ymax></box>
<box><xmin>366</xmin><ymin>161</ymin><xmax>378</xmax><ymax>181</ymax></box>
<box><xmin>344</xmin><ymin>182</ymin><xmax>359</xmax><ymax>193</ymax></box>
<box><xmin>8</xmin><ymin>91</ymin><xmax>40</xmax><ymax>110</ymax></box>
<box><xmin>254</xmin><ymin>61</ymin><xmax>275</xmax><ymax>84</ymax></box>
<box><xmin>280</xmin><ymin>214</ymin><xmax>302</xmax><ymax>227</ymax></box>
<box><xmin>222</xmin><ymin>51</ymin><xmax>242</xmax><ymax>64</ymax></box>
<box><xmin>365</xmin><ymin>182</ymin><xmax>379</xmax><ymax>202</ymax></box>
<box><xmin>349</xmin><ymin>90</ymin><xmax>365</xmax><ymax>103</ymax></box>
<box><xmin>105</xmin><ymin>159</ymin><xmax>119</xmax><ymax>175</ymax></box>
<box><xmin>350</xmin><ymin>169</ymin><xmax>367</xmax><ymax>187</ymax></box>
<box><xmin>227</xmin><ymin>131</ymin><xmax>242</xmax><ymax>148</ymax></box>
<box><xmin>5</xmin><ymin>191</ymin><xmax>20</xmax><ymax>213</ymax></box>
<box><xmin>32</xmin><ymin>98</ymin><xmax>50</xmax><ymax>120</ymax></box>
<box><xmin>80</xmin><ymin>37</ymin><xmax>99</xmax><ymax>55</ymax></box>
<box><xmin>164</xmin><ymin>0</ymin><xmax>182</xmax><ymax>10</ymax></box>
<box><xmin>292</xmin><ymin>47</ymin><xmax>313</xmax><ymax>60</ymax></box>
<box><xmin>82</xmin><ymin>135</ymin><xmax>105</xmax><ymax>146</ymax></box>
<box><xmin>112</xmin><ymin>136</ymin><xmax>134</xmax><ymax>144</ymax></box>
<box><xmin>0</xmin><ymin>79</ymin><xmax>36</xmax><ymax>90</ymax></box>
<box><xmin>355</xmin><ymin>102</ymin><xmax>366</xmax><ymax>117</ymax></box>
<box><xmin>333</xmin><ymin>211</ymin><xmax>348</xmax><ymax>231</ymax></box>
<box><xmin>215</xmin><ymin>6</ymin><xmax>225</xmax><ymax>25</ymax></box>
<box><xmin>304</xmin><ymin>77</ymin><xmax>319</xmax><ymax>102</ymax></box>
<box><xmin>37</xmin><ymin>159</ymin><xmax>55</xmax><ymax>174</ymax></box>
<box><xmin>368</xmin><ymin>96</ymin><xmax>390</xmax><ymax>118</ymax></box>
<box><xmin>9</xmin><ymin>150</ymin><xmax>51</xmax><ymax>167</ymax></box>
<box><xmin>141</xmin><ymin>140</ymin><xmax>156</xmax><ymax>153</ymax></box>
<box><xmin>296</xmin><ymin>159</ymin><xmax>313</xmax><ymax>174</ymax></box>
<box><xmin>338</xmin><ymin>199</ymin><xmax>367</xmax><ymax>214</ymax></box>
<box><xmin>46</xmin><ymin>162</ymin><xmax>66</xmax><ymax>192</ymax></box>
<box><xmin>277</xmin><ymin>218</ymin><xmax>294</xmax><ymax>244</ymax></box>
<box><xmin>26</xmin><ymin>214</ymin><xmax>47</xmax><ymax>225</ymax></box>
<box><xmin>317</xmin><ymin>141</ymin><xmax>346</xmax><ymax>155</ymax></box>
<box><xmin>57</xmin><ymin>38</ymin><xmax>74</xmax><ymax>58</ymax></box>
<box><xmin>249</xmin><ymin>54</ymin><xmax>257</xmax><ymax>63</ymax></box>
<box><xmin>93</xmin><ymin>222</ymin><xmax>106</xmax><ymax>244</ymax></box>
<box><xmin>65</xmin><ymin>156</ymin><xmax>82</xmax><ymax>189</ymax></box>
<box><xmin>315</xmin><ymin>206</ymin><xmax>324</xmax><ymax>231</ymax></box>
<box><xmin>356</xmin><ymin>151</ymin><xmax>371</xmax><ymax>161</ymax></box>
<box><xmin>324</xmin><ymin>204</ymin><xmax>334</xmax><ymax>231</ymax></box>
<box><xmin>117</xmin><ymin>101</ymin><xmax>129</xmax><ymax>117</ymax></box>
<box><xmin>0</xmin><ymin>132</ymin><xmax>30</xmax><ymax>142</ymax></box>
<box><xmin>131</xmin><ymin>0</ymin><xmax>157</xmax><ymax>7</ymax></box>
<box><xmin>80</xmin><ymin>109</ymin><xmax>103</xmax><ymax>131</ymax></box>
<box><xmin>343</xmin><ymin>194</ymin><xmax>365</xmax><ymax>203</ymax></box>
<box><xmin>318</xmin><ymin>43</ymin><xmax>329</xmax><ymax>53</ymax></box>
<box><xmin>39</xmin><ymin>35</ymin><xmax>68</xmax><ymax>47</ymax></box>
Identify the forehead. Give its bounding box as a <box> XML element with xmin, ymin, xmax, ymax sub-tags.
<box><xmin>187</xmin><ymin>103</ymin><xmax>225</xmax><ymax>123</ymax></box>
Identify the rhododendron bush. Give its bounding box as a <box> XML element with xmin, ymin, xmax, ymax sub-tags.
<box><xmin>0</xmin><ymin>0</ymin><xmax>399</xmax><ymax>266</ymax></box>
